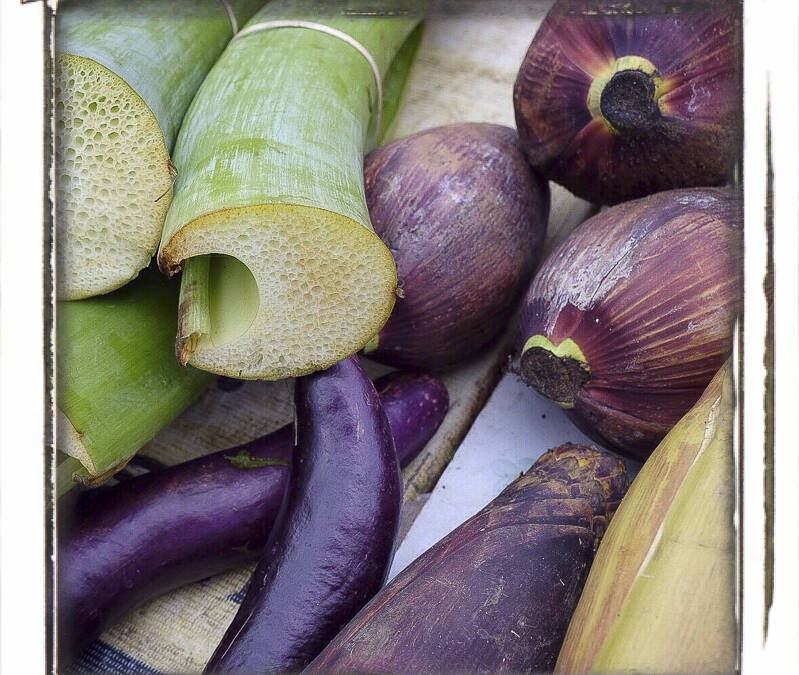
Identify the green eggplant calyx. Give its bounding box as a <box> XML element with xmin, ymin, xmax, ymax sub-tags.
<box><xmin>520</xmin><ymin>335</ymin><xmax>590</xmax><ymax>408</ymax></box>
<box><xmin>362</xmin><ymin>333</ymin><xmax>380</xmax><ymax>354</ymax></box>
<box><xmin>224</xmin><ymin>450</ymin><xmax>290</xmax><ymax>470</ymax></box>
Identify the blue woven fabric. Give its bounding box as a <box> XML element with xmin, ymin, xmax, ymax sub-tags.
<box><xmin>67</xmin><ymin>640</ymin><xmax>161</xmax><ymax>675</ymax></box>
<box><xmin>226</xmin><ymin>582</ymin><xmax>249</xmax><ymax>605</ymax></box>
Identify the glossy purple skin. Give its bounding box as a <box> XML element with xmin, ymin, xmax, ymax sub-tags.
<box><xmin>58</xmin><ymin>428</ymin><xmax>292</xmax><ymax>662</ymax></box>
<box><xmin>364</xmin><ymin>123</ymin><xmax>550</xmax><ymax>370</ymax></box>
<box><xmin>375</xmin><ymin>371</ymin><xmax>448</xmax><ymax>468</ymax></box>
<box><xmin>205</xmin><ymin>356</ymin><xmax>402</xmax><ymax>674</ymax></box>
<box><xmin>58</xmin><ymin>371</ymin><xmax>447</xmax><ymax>663</ymax></box>
<box><xmin>307</xmin><ymin>444</ymin><xmax>629</xmax><ymax>673</ymax></box>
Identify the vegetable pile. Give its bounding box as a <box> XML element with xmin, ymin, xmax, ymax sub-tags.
<box><xmin>54</xmin><ymin>0</ymin><xmax>742</xmax><ymax>673</ymax></box>
<box><xmin>58</xmin><ymin>370</ymin><xmax>447</xmax><ymax>662</ymax></box>
<box><xmin>308</xmin><ymin>443</ymin><xmax>629</xmax><ymax>673</ymax></box>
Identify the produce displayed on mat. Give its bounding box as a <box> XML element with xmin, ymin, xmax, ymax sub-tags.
<box><xmin>362</xmin><ymin>123</ymin><xmax>550</xmax><ymax>370</ymax></box>
<box><xmin>53</xmin><ymin>0</ymin><xmax>743</xmax><ymax>672</ymax></box>
<box><xmin>56</xmin><ymin>269</ymin><xmax>213</xmax><ymax>495</ymax></box>
<box><xmin>58</xmin><ymin>370</ymin><xmax>447</xmax><ymax>663</ymax></box>
<box><xmin>514</xmin><ymin>0</ymin><xmax>740</xmax><ymax>205</ymax></box>
<box><xmin>556</xmin><ymin>361</ymin><xmax>736</xmax><ymax>673</ymax></box>
<box><xmin>516</xmin><ymin>187</ymin><xmax>741</xmax><ymax>460</ymax></box>
<box><xmin>158</xmin><ymin>0</ymin><xmax>429</xmax><ymax>380</ymax></box>
<box><xmin>307</xmin><ymin>444</ymin><xmax>629</xmax><ymax>673</ymax></box>
<box><xmin>206</xmin><ymin>356</ymin><xmax>402</xmax><ymax>673</ymax></box>
<box><xmin>54</xmin><ymin>0</ymin><xmax>265</xmax><ymax>300</ymax></box>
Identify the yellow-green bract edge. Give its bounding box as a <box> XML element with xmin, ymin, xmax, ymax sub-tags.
<box><xmin>555</xmin><ymin>360</ymin><xmax>736</xmax><ymax>673</ymax></box>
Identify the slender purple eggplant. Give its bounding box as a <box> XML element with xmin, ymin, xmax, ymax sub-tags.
<box><xmin>362</xmin><ymin>123</ymin><xmax>550</xmax><ymax>370</ymax></box>
<box><xmin>58</xmin><ymin>371</ymin><xmax>447</xmax><ymax>663</ymax></box>
<box><xmin>57</xmin><ymin>430</ymin><xmax>292</xmax><ymax>664</ymax></box>
<box><xmin>205</xmin><ymin>356</ymin><xmax>402</xmax><ymax>674</ymax></box>
<box><xmin>515</xmin><ymin>187</ymin><xmax>741</xmax><ymax>460</ymax></box>
<box><xmin>375</xmin><ymin>371</ymin><xmax>448</xmax><ymax>467</ymax></box>
<box><xmin>514</xmin><ymin>0</ymin><xmax>740</xmax><ymax>205</ymax></box>
<box><xmin>306</xmin><ymin>443</ymin><xmax>628</xmax><ymax>673</ymax></box>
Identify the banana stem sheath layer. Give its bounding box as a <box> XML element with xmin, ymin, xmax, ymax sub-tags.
<box><xmin>57</xmin><ymin>270</ymin><xmax>212</xmax><ymax>496</ymax></box>
<box><xmin>161</xmin><ymin>0</ymin><xmax>428</xmax><ymax>380</ymax></box>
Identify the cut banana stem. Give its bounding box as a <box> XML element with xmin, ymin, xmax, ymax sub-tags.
<box><xmin>56</xmin><ymin>270</ymin><xmax>213</xmax><ymax>495</ymax></box>
<box><xmin>160</xmin><ymin>0</ymin><xmax>428</xmax><ymax>380</ymax></box>
<box><xmin>54</xmin><ymin>0</ymin><xmax>265</xmax><ymax>300</ymax></box>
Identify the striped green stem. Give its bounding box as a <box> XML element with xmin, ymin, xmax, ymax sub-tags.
<box><xmin>161</xmin><ymin>0</ymin><xmax>428</xmax><ymax>380</ymax></box>
<box><xmin>55</xmin><ymin>0</ymin><xmax>265</xmax><ymax>301</ymax></box>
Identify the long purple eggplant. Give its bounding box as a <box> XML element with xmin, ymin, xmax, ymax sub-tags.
<box><xmin>57</xmin><ymin>428</ymin><xmax>292</xmax><ymax>665</ymax></box>
<box><xmin>306</xmin><ymin>443</ymin><xmax>629</xmax><ymax>673</ymax></box>
<box><xmin>58</xmin><ymin>371</ymin><xmax>447</xmax><ymax>663</ymax></box>
<box><xmin>375</xmin><ymin>371</ymin><xmax>448</xmax><ymax>467</ymax></box>
<box><xmin>205</xmin><ymin>356</ymin><xmax>402</xmax><ymax>674</ymax></box>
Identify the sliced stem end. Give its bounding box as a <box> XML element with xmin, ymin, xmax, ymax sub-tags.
<box><xmin>587</xmin><ymin>56</ymin><xmax>663</xmax><ymax>134</ymax></box>
<box><xmin>520</xmin><ymin>336</ymin><xmax>590</xmax><ymax>408</ymax></box>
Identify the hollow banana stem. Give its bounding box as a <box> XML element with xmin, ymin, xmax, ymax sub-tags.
<box><xmin>55</xmin><ymin>0</ymin><xmax>265</xmax><ymax>300</ymax></box>
<box><xmin>159</xmin><ymin>0</ymin><xmax>428</xmax><ymax>380</ymax></box>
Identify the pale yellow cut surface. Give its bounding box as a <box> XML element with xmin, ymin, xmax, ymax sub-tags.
<box><xmin>164</xmin><ymin>204</ymin><xmax>397</xmax><ymax>380</ymax></box>
<box><xmin>55</xmin><ymin>53</ymin><xmax>172</xmax><ymax>300</ymax></box>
